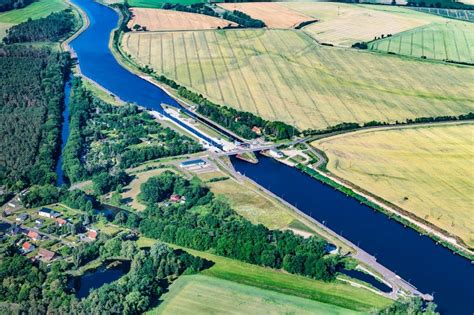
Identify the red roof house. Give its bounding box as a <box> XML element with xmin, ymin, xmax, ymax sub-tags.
<box><xmin>56</xmin><ymin>218</ymin><xmax>67</xmax><ymax>226</ymax></box>
<box><xmin>27</xmin><ymin>230</ymin><xmax>40</xmax><ymax>241</ymax></box>
<box><xmin>170</xmin><ymin>194</ymin><xmax>181</xmax><ymax>203</ymax></box>
<box><xmin>22</xmin><ymin>242</ymin><xmax>35</xmax><ymax>254</ymax></box>
<box><xmin>87</xmin><ymin>230</ymin><xmax>98</xmax><ymax>240</ymax></box>
<box><xmin>251</xmin><ymin>126</ymin><xmax>262</xmax><ymax>135</ymax></box>
<box><xmin>38</xmin><ymin>248</ymin><xmax>56</xmax><ymax>262</ymax></box>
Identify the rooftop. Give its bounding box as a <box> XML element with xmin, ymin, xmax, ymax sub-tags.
<box><xmin>180</xmin><ymin>159</ymin><xmax>206</xmax><ymax>167</ymax></box>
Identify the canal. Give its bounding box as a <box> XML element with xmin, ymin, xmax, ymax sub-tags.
<box><xmin>67</xmin><ymin>0</ymin><xmax>473</xmax><ymax>313</ymax></box>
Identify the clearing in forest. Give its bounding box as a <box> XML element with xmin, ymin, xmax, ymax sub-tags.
<box><xmin>282</xmin><ymin>2</ymin><xmax>443</xmax><ymax>46</ymax></box>
<box><xmin>312</xmin><ymin>122</ymin><xmax>474</xmax><ymax>248</ymax></box>
<box><xmin>128</xmin><ymin>8</ymin><xmax>236</xmax><ymax>31</ymax></box>
<box><xmin>122</xmin><ymin>29</ymin><xmax>474</xmax><ymax>131</ymax></box>
<box><xmin>218</xmin><ymin>2</ymin><xmax>314</xmax><ymax>29</ymax></box>
<box><xmin>0</xmin><ymin>0</ymin><xmax>67</xmax><ymax>38</ymax></box>
<box><xmin>152</xmin><ymin>275</ymin><xmax>360</xmax><ymax>315</ymax></box>
<box><xmin>369</xmin><ymin>21</ymin><xmax>474</xmax><ymax>64</ymax></box>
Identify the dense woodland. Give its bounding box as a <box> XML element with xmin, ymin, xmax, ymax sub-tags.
<box><xmin>138</xmin><ymin>171</ymin><xmax>341</xmax><ymax>281</ymax></box>
<box><xmin>0</xmin><ymin>0</ymin><xmax>35</xmax><ymax>12</ymax></box>
<box><xmin>222</xmin><ymin>10</ymin><xmax>265</xmax><ymax>28</ymax></box>
<box><xmin>62</xmin><ymin>79</ymin><xmax>202</xmax><ymax>187</ymax></box>
<box><xmin>3</xmin><ymin>9</ymin><xmax>76</xmax><ymax>44</ymax></box>
<box><xmin>0</xmin><ymin>45</ymin><xmax>70</xmax><ymax>189</ymax></box>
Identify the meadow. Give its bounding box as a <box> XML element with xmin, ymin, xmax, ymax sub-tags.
<box><xmin>369</xmin><ymin>21</ymin><xmax>474</xmax><ymax>63</ymax></box>
<box><xmin>282</xmin><ymin>2</ymin><xmax>443</xmax><ymax>46</ymax></box>
<box><xmin>313</xmin><ymin>122</ymin><xmax>474</xmax><ymax>248</ymax></box>
<box><xmin>122</xmin><ymin>28</ymin><xmax>474</xmax><ymax>131</ymax></box>
<box><xmin>128</xmin><ymin>0</ymin><xmax>205</xmax><ymax>8</ymax></box>
<box><xmin>0</xmin><ymin>0</ymin><xmax>68</xmax><ymax>38</ymax></box>
<box><xmin>411</xmin><ymin>7</ymin><xmax>474</xmax><ymax>22</ymax></box>
<box><xmin>152</xmin><ymin>275</ymin><xmax>360</xmax><ymax>315</ymax></box>
<box><xmin>137</xmin><ymin>237</ymin><xmax>391</xmax><ymax>312</ymax></box>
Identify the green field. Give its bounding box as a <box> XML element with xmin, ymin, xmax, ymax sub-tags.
<box><xmin>137</xmin><ymin>237</ymin><xmax>391</xmax><ymax>312</ymax></box>
<box><xmin>122</xmin><ymin>29</ymin><xmax>474</xmax><ymax>131</ymax></box>
<box><xmin>0</xmin><ymin>0</ymin><xmax>68</xmax><ymax>38</ymax></box>
<box><xmin>152</xmin><ymin>275</ymin><xmax>360</xmax><ymax>315</ymax></box>
<box><xmin>128</xmin><ymin>0</ymin><xmax>207</xmax><ymax>8</ymax></box>
<box><xmin>369</xmin><ymin>21</ymin><xmax>474</xmax><ymax>63</ymax></box>
<box><xmin>313</xmin><ymin>122</ymin><xmax>474</xmax><ymax>247</ymax></box>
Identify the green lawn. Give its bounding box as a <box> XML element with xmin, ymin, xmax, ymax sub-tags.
<box><xmin>128</xmin><ymin>0</ymin><xmax>209</xmax><ymax>8</ymax></box>
<box><xmin>137</xmin><ymin>237</ymin><xmax>391</xmax><ymax>312</ymax></box>
<box><xmin>151</xmin><ymin>274</ymin><xmax>360</xmax><ymax>315</ymax></box>
<box><xmin>0</xmin><ymin>0</ymin><xmax>68</xmax><ymax>38</ymax></box>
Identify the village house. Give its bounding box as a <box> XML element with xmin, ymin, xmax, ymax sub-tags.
<box><xmin>16</xmin><ymin>213</ymin><xmax>28</xmax><ymax>222</ymax></box>
<box><xmin>251</xmin><ymin>126</ymin><xmax>262</xmax><ymax>135</ymax></box>
<box><xmin>21</xmin><ymin>242</ymin><xmax>35</xmax><ymax>254</ymax></box>
<box><xmin>27</xmin><ymin>230</ymin><xmax>40</xmax><ymax>242</ymax></box>
<box><xmin>87</xmin><ymin>229</ymin><xmax>98</xmax><ymax>240</ymax></box>
<box><xmin>35</xmin><ymin>219</ymin><xmax>44</xmax><ymax>226</ymax></box>
<box><xmin>56</xmin><ymin>218</ymin><xmax>67</xmax><ymax>226</ymax></box>
<box><xmin>38</xmin><ymin>208</ymin><xmax>61</xmax><ymax>219</ymax></box>
<box><xmin>37</xmin><ymin>248</ymin><xmax>56</xmax><ymax>263</ymax></box>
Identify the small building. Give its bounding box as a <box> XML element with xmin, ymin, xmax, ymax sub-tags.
<box><xmin>35</xmin><ymin>219</ymin><xmax>44</xmax><ymax>226</ymax></box>
<box><xmin>170</xmin><ymin>194</ymin><xmax>182</xmax><ymax>203</ymax></box>
<box><xmin>38</xmin><ymin>248</ymin><xmax>56</xmax><ymax>262</ymax></box>
<box><xmin>27</xmin><ymin>230</ymin><xmax>40</xmax><ymax>242</ymax></box>
<box><xmin>180</xmin><ymin>159</ymin><xmax>206</xmax><ymax>169</ymax></box>
<box><xmin>38</xmin><ymin>208</ymin><xmax>60</xmax><ymax>219</ymax></box>
<box><xmin>251</xmin><ymin>126</ymin><xmax>262</xmax><ymax>135</ymax></box>
<box><xmin>87</xmin><ymin>230</ymin><xmax>98</xmax><ymax>240</ymax></box>
<box><xmin>9</xmin><ymin>226</ymin><xmax>27</xmax><ymax>236</ymax></box>
<box><xmin>21</xmin><ymin>242</ymin><xmax>35</xmax><ymax>254</ymax></box>
<box><xmin>16</xmin><ymin>213</ymin><xmax>28</xmax><ymax>222</ymax></box>
<box><xmin>56</xmin><ymin>218</ymin><xmax>67</xmax><ymax>226</ymax></box>
<box><xmin>268</xmin><ymin>149</ymin><xmax>284</xmax><ymax>159</ymax></box>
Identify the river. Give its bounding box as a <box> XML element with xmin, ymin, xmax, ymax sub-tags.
<box><xmin>67</xmin><ymin>0</ymin><xmax>473</xmax><ymax>313</ymax></box>
<box><xmin>55</xmin><ymin>76</ymin><xmax>72</xmax><ymax>186</ymax></box>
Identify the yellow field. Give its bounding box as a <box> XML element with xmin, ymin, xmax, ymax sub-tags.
<box><xmin>313</xmin><ymin>123</ymin><xmax>474</xmax><ymax>247</ymax></box>
<box><xmin>122</xmin><ymin>29</ymin><xmax>474</xmax><ymax>131</ymax></box>
<box><xmin>128</xmin><ymin>8</ymin><xmax>236</xmax><ymax>31</ymax></box>
<box><xmin>282</xmin><ymin>3</ymin><xmax>443</xmax><ymax>46</ymax></box>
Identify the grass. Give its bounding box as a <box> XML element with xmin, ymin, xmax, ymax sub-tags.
<box><xmin>411</xmin><ymin>7</ymin><xmax>474</xmax><ymax>22</ymax></box>
<box><xmin>138</xmin><ymin>237</ymin><xmax>391</xmax><ymax>312</ymax></box>
<box><xmin>82</xmin><ymin>79</ymin><xmax>124</xmax><ymax>106</ymax></box>
<box><xmin>0</xmin><ymin>0</ymin><xmax>68</xmax><ymax>38</ymax></box>
<box><xmin>313</xmin><ymin>122</ymin><xmax>474</xmax><ymax>248</ymax></box>
<box><xmin>151</xmin><ymin>274</ymin><xmax>360</xmax><ymax>315</ymax></box>
<box><xmin>369</xmin><ymin>21</ymin><xmax>474</xmax><ymax>63</ymax></box>
<box><xmin>122</xmin><ymin>28</ymin><xmax>474</xmax><ymax>131</ymax></box>
<box><xmin>128</xmin><ymin>0</ymin><xmax>206</xmax><ymax>8</ymax></box>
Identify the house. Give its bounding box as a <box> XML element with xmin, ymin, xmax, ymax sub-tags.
<box><xmin>35</xmin><ymin>219</ymin><xmax>44</xmax><ymax>226</ymax></box>
<box><xmin>27</xmin><ymin>230</ymin><xmax>40</xmax><ymax>241</ymax></box>
<box><xmin>38</xmin><ymin>248</ymin><xmax>56</xmax><ymax>262</ymax></box>
<box><xmin>9</xmin><ymin>226</ymin><xmax>28</xmax><ymax>236</ymax></box>
<box><xmin>38</xmin><ymin>208</ymin><xmax>60</xmax><ymax>219</ymax></box>
<box><xmin>251</xmin><ymin>126</ymin><xmax>262</xmax><ymax>135</ymax></box>
<box><xmin>56</xmin><ymin>218</ymin><xmax>67</xmax><ymax>226</ymax></box>
<box><xmin>180</xmin><ymin>159</ymin><xmax>206</xmax><ymax>169</ymax></box>
<box><xmin>16</xmin><ymin>213</ymin><xmax>28</xmax><ymax>222</ymax></box>
<box><xmin>268</xmin><ymin>149</ymin><xmax>284</xmax><ymax>159</ymax></box>
<box><xmin>21</xmin><ymin>242</ymin><xmax>35</xmax><ymax>254</ymax></box>
<box><xmin>169</xmin><ymin>194</ymin><xmax>182</xmax><ymax>203</ymax></box>
<box><xmin>87</xmin><ymin>229</ymin><xmax>98</xmax><ymax>240</ymax></box>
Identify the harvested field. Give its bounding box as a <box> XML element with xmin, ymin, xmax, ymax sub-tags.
<box><xmin>283</xmin><ymin>2</ymin><xmax>443</xmax><ymax>46</ymax></box>
<box><xmin>369</xmin><ymin>21</ymin><xmax>474</xmax><ymax>63</ymax></box>
<box><xmin>312</xmin><ymin>123</ymin><xmax>474</xmax><ymax>247</ymax></box>
<box><xmin>122</xmin><ymin>29</ymin><xmax>474</xmax><ymax>131</ymax></box>
<box><xmin>0</xmin><ymin>0</ymin><xmax>68</xmax><ymax>39</ymax></box>
<box><xmin>152</xmin><ymin>275</ymin><xmax>359</xmax><ymax>315</ymax></box>
<box><xmin>128</xmin><ymin>8</ymin><xmax>236</xmax><ymax>31</ymax></box>
<box><xmin>218</xmin><ymin>2</ymin><xmax>314</xmax><ymax>29</ymax></box>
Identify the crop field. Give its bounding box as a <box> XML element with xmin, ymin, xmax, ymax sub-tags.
<box><xmin>128</xmin><ymin>8</ymin><xmax>236</xmax><ymax>31</ymax></box>
<box><xmin>313</xmin><ymin>123</ymin><xmax>474</xmax><ymax>247</ymax></box>
<box><xmin>218</xmin><ymin>2</ymin><xmax>313</xmax><ymax>29</ymax></box>
<box><xmin>152</xmin><ymin>275</ymin><xmax>359</xmax><ymax>315</ymax></box>
<box><xmin>128</xmin><ymin>0</ymin><xmax>206</xmax><ymax>8</ymax></box>
<box><xmin>282</xmin><ymin>3</ymin><xmax>442</xmax><ymax>46</ymax></box>
<box><xmin>411</xmin><ymin>7</ymin><xmax>474</xmax><ymax>22</ymax></box>
<box><xmin>369</xmin><ymin>21</ymin><xmax>474</xmax><ymax>63</ymax></box>
<box><xmin>122</xmin><ymin>29</ymin><xmax>474</xmax><ymax>131</ymax></box>
<box><xmin>0</xmin><ymin>0</ymin><xmax>68</xmax><ymax>38</ymax></box>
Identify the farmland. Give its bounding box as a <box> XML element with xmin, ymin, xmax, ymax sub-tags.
<box><xmin>0</xmin><ymin>0</ymin><xmax>68</xmax><ymax>38</ymax></box>
<box><xmin>282</xmin><ymin>2</ymin><xmax>442</xmax><ymax>46</ymax></box>
<box><xmin>411</xmin><ymin>7</ymin><xmax>474</xmax><ymax>22</ymax></box>
<box><xmin>369</xmin><ymin>21</ymin><xmax>474</xmax><ymax>64</ymax></box>
<box><xmin>312</xmin><ymin>122</ymin><xmax>474</xmax><ymax>248</ymax></box>
<box><xmin>152</xmin><ymin>275</ymin><xmax>359</xmax><ymax>315</ymax></box>
<box><xmin>128</xmin><ymin>0</ymin><xmax>204</xmax><ymax>8</ymax></box>
<box><xmin>128</xmin><ymin>8</ymin><xmax>236</xmax><ymax>31</ymax></box>
<box><xmin>122</xmin><ymin>28</ymin><xmax>474</xmax><ymax>131</ymax></box>
<box><xmin>218</xmin><ymin>2</ymin><xmax>313</xmax><ymax>29</ymax></box>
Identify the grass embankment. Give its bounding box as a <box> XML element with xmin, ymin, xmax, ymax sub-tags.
<box><xmin>369</xmin><ymin>21</ymin><xmax>474</xmax><ymax>64</ymax></box>
<box><xmin>152</xmin><ymin>274</ymin><xmax>360</xmax><ymax>315</ymax></box>
<box><xmin>137</xmin><ymin>237</ymin><xmax>391</xmax><ymax>312</ymax></box>
<box><xmin>122</xmin><ymin>28</ymin><xmax>474</xmax><ymax>132</ymax></box>
<box><xmin>128</xmin><ymin>0</ymin><xmax>205</xmax><ymax>8</ymax></box>
<box><xmin>312</xmin><ymin>123</ymin><xmax>474</xmax><ymax>249</ymax></box>
<box><xmin>0</xmin><ymin>0</ymin><xmax>68</xmax><ymax>38</ymax></box>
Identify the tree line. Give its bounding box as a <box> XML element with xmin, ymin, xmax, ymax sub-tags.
<box><xmin>0</xmin><ymin>0</ymin><xmax>35</xmax><ymax>12</ymax></box>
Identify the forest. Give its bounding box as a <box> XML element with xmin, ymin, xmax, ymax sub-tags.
<box><xmin>3</xmin><ymin>9</ymin><xmax>76</xmax><ymax>44</ymax></box>
<box><xmin>138</xmin><ymin>171</ymin><xmax>341</xmax><ymax>281</ymax></box>
<box><xmin>62</xmin><ymin>79</ymin><xmax>202</xmax><ymax>184</ymax></box>
<box><xmin>0</xmin><ymin>44</ymin><xmax>70</xmax><ymax>189</ymax></box>
<box><xmin>0</xmin><ymin>0</ymin><xmax>35</xmax><ymax>12</ymax></box>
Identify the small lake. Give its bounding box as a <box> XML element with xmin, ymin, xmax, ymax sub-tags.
<box><xmin>70</xmin><ymin>260</ymin><xmax>130</xmax><ymax>299</ymax></box>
